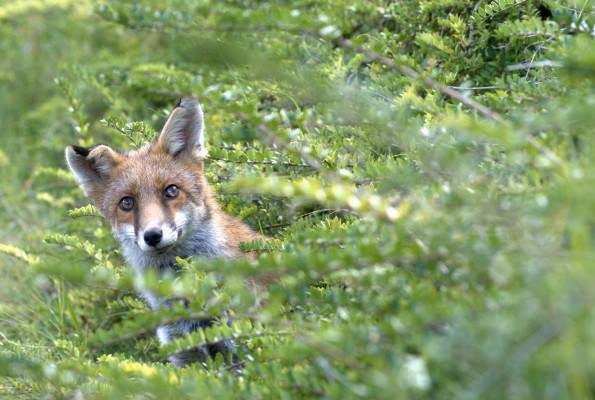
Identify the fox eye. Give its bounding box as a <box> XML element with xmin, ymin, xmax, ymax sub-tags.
<box><xmin>118</xmin><ymin>196</ymin><xmax>135</xmax><ymax>211</ymax></box>
<box><xmin>164</xmin><ymin>184</ymin><xmax>179</xmax><ymax>199</ymax></box>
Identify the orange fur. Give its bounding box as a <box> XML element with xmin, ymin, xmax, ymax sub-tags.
<box><xmin>66</xmin><ymin>98</ymin><xmax>262</xmax><ymax>264</ymax></box>
<box><xmin>65</xmin><ymin>97</ymin><xmax>268</xmax><ymax>367</ymax></box>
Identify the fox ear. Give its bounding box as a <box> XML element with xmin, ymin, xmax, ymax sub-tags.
<box><xmin>157</xmin><ymin>97</ymin><xmax>206</xmax><ymax>158</ymax></box>
<box><xmin>65</xmin><ymin>145</ymin><xmax>122</xmax><ymax>196</ymax></box>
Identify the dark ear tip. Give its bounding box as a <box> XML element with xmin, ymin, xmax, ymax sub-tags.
<box><xmin>176</xmin><ymin>97</ymin><xmax>200</xmax><ymax>110</ymax></box>
<box><xmin>70</xmin><ymin>145</ymin><xmax>90</xmax><ymax>157</ymax></box>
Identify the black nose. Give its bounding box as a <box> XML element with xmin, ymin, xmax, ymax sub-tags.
<box><xmin>144</xmin><ymin>229</ymin><xmax>163</xmax><ymax>247</ymax></box>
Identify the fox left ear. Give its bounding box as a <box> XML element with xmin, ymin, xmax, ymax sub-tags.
<box><xmin>157</xmin><ymin>97</ymin><xmax>206</xmax><ymax>158</ymax></box>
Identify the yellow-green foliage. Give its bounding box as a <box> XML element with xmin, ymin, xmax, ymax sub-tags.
<box><xmin>0</xmin><ymin>0</ymin><xmax>595</xmax><ymax>399</ymax></box>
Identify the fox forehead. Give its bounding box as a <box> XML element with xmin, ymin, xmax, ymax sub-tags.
<box><xmin>94</xmin><ymin>145</ymin><xmax>205</xmax><ymax>217</ymax></box>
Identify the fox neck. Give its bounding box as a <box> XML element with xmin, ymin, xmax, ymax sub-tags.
<box><xmin>120</xmin><ymin>211</ymin><xmax>233</xmax><ymax>272</ymax></box>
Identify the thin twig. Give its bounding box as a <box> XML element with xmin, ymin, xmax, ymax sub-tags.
<box><xmin>164</xmin><ymin>330</ymin><xmax>293</xmax><ymax>354</ymax></box>
<box><xmin>262</xmin><ymin>208</ymin><xmax>352</xmax><ymax>230</ymax></box>
<box><xmin>506</xmin><ymin>60</ymin><xmax>562</xmax><ymax>71</ymax></box>
<box><xmin>485</xmin><ymin>0</ymin><xmax>529</xmax><ymax>20</ymax></box>
<box><xmin>235</xmin><ymin>112</ymin><xmax>337</xmax><ymax>178</ymax></box>
<box><xmin>448</xmin><ymin>86</ymin><xmax>504</xmax><ymax>90</ymax></box>
<box><xmin>90</xmin><ymin>312</ymin><xmax>210</xmax><ymax>348</ymax></box>
<box><xmin>209</xmin><ymin>157</ymin><xmax>312</xmax><ymax>169</ymax></box>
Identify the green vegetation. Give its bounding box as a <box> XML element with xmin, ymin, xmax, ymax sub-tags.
<box><xmin>1</xmin><ymin>0</ymin><xmax>594</xmax><ymax>398</ymax></box>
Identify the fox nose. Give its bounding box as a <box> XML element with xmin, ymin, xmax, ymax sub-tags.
<box><xmin>143</xmin><ymin>229</ymin><xmax>163</xmax><ymax>247</ymax></box>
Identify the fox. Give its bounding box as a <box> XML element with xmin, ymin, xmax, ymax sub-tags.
<box><xmin>65</xmin><ymin>97</ymin><xmax>262</xmax><ymax>367</ymax></box>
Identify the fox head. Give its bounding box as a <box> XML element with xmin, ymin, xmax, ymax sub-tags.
<box><xmin>66</xmin><ymin>98</ymin><xmax>214</xmax><ymax>259</ymax></box>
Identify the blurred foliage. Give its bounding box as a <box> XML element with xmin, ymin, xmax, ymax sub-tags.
<box><xmin>0</xmin><ymin>0</ymin><xmax>595</xmax><ymax>398</ymax></box>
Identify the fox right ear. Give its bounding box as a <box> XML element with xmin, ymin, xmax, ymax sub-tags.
<box><xmin>157</xmin><ymin>97</ymin><xmax>206</xmax><ymax>159</ymax></box>
<box><xmin>65</xmin><ymin>145</ymin><xmax>122</xmax><ymax>196</ymax></box>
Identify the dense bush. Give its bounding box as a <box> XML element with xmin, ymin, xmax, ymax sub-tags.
<box><xmin>0</xmin><ymin>0</ymin><xmax>594</xmax><ymax>398</ymax></box>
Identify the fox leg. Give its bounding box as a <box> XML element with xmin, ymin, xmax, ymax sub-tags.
<box><xmin>142</xmin><ymin>290</ymin><xmax>239</xmax><ymax>368</ymax></box>
<box><xmin>161</xmin><ymin>319</ymin><xmax>239</xmax><ymax>368</ymax></box>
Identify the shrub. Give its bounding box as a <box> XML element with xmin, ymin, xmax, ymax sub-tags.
<box><xmin>1</xmin><ymin>0</ymin><xmax>594</xmax><ymax>398</ymax></box>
